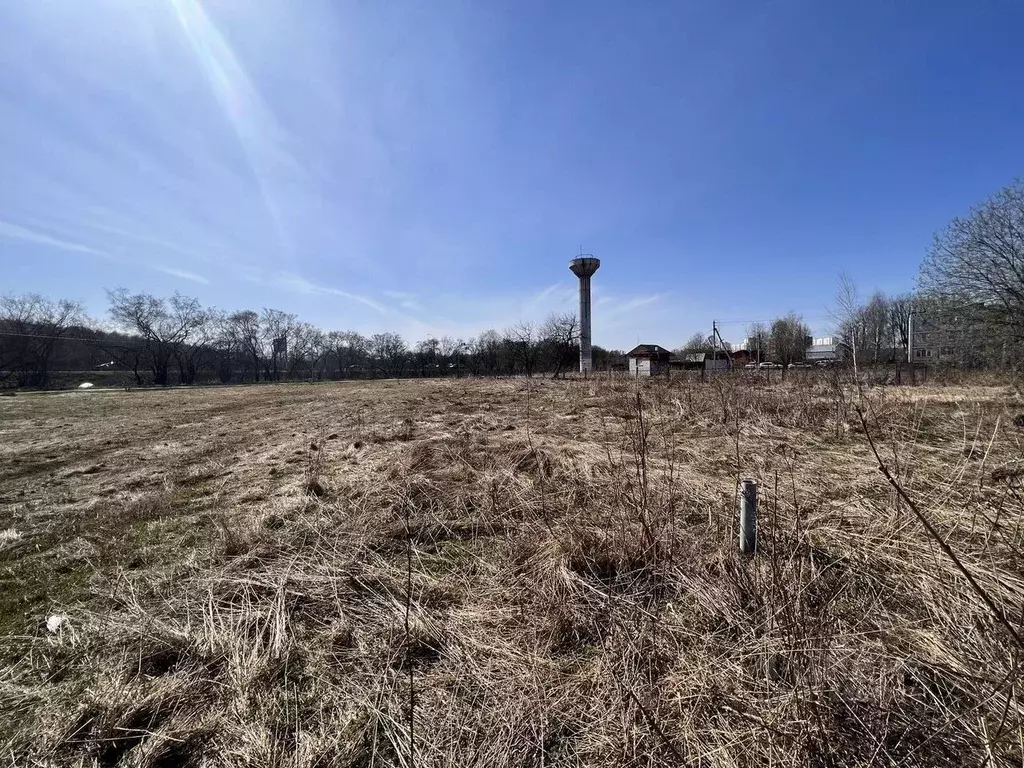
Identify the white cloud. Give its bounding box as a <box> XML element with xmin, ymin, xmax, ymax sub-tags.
<box><xmin>83</xmin><ymin>220</ymin><xmax>215</xmax><ymax>261</ymax></box>
<box><xmin>1</xmin><ymin>219</ymin><xmax>219</xmax><ymax>287</ymax></box>
<box><xmin>383</xmin><ymin>290</ymin><xmax>421</xmax><ymax>311</ymax></box>
<box><xmin>269</xmin><ymin>271</ymin><xmax>388</xmax><ymax>314</ymax></box>
<box><xmin>155</xmin><ymin>266</ymin><xmax>210</xmax><ymax>285</ymax></box>
<box><xmin>603</xmin><ymin>294</ymin><xmax>664</xmax><ymax>317</ymax></box>
<box><xmin>524</xmin><ymin>282</ymin><xmax>565</xmax><ymax>312</ymax></box>
<box><xmin>0</xmin><ymin>220</ymin><xmax>109</xmax><ymax>257</ymax></box>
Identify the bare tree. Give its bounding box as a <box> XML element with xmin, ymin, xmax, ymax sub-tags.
<box><xmin>833</xmin><ymin>271</ymin><xmax>862</xmax><ymax>378</ymax></box>
<box><xmin>746</xmin><ymin>322</ymin><xmax>769</xmax><ymax>366</ymax></box>
<box><xmin>413</xmin><ymin>337</ymin><xmax>440</xmax><ymax>377</ymax></box>
<box><xmin>888</xmin><ymin>293</ymin><xmax>915</xmax><ymax>358</ymax></box>
<box><xmin>172</xmin><ymin>300</ymin><xmax>215</xmax><ymax>385</ymax></box>
<box><xmin>681</xmin><ymin>333</ymin><xmax>713</xmax><ymax>354</ymax></box>
<box><xmin>260</xmin><ymin>309</ymin><xmax>296</xmax><ymax>381</ymax></box>
<box><xmin>769</xmin><ymin>312</ymin><xmax>811</xmax><ymax>378</ymax></box>
<box><xmin>920</xmin><ymin>179</ymin><xmax>1024</xmax><ymax>367</ymax></box>
<box><xmin>370</xmin><ymin>332</ymin><xmax>406</xmax><ymax>377</ymax></box>
<box><xmin>0</xmin><ymin>294</ymin><xmax>87</xmax><ymax>387</ymax></box>
<box><xmin>329</xmin><ymin>330</ymin><xmax>370</xmax><ymax>378</ymax></box>
<box><xmin>471</xmin><ymin>330</ymin><xmax>502</xmax><ymax>376</ymax></box>
<box><xmin>862</xmin><ymin>291</ymin><xmax>890</xmax><ymax>364</ymax></box>
<box><xmin>210</xmin><ymin>310</ymin><xmax>238</xmax><ymax>383</ymax></box>
<box><xmin>224</xmin><ymin>310</ymin><xmax>263</xmax><ymax>382</ymax></box>
<box><xmin>107</xmin><ymin>289</ymin><xmax>205</xmax><ymax>386</ymax></box>
<box><xmin>540</xmin><ymin>312</ymin><xmax>579</xmax><ymax>378</ymax></box>
<box><xmin>438</xmin><ymin>336</ymin><xmax>463</xmax><ymax>376</ymax></box>
<box><xmin>507</xmin><ymin>322</ymin><xmax>539</xmax><ymax>377</ymax></box>
<box><xmin>310</xmin><ymin>329</ymin><xmax>332</xmax><ymax>380</ymax></box>
<box><xmin>102</xmin><ymin>333</ymin><xmax>147</xmax><ymax>386</ymax></box>
<box><xmin>286</xmin><ymin>322</ymin><xmax>326</xmax><ymax>380</ymax></box>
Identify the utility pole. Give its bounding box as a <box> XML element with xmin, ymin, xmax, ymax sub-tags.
<box><xmin>907</xmin><ymin>310</ymin><xmax>914</xmax><ymax>364</ymax></box>
<box><xmin>712</xmin><ymin>323</ymin><xmax>733</xmax><ymax>370</ymax></box>
<box><xmin>907</xmin><ymin>310</ymin><xmax>914</xmax><ymax>385</ymax></box>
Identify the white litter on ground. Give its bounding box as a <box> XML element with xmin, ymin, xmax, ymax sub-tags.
<box><xmin>78</xmin><ymin>382</ymin><xmax>95</xmax><ymax>389</ymax></box>
<box><xmin>46</xmin><ymin>615</ymin><xmax>67</xmax><ymax>634</ymax></box>
<box><xmin>0</xmin><ymin>528</ymin><xmax>20</xmax><ymax>545</ymax></box>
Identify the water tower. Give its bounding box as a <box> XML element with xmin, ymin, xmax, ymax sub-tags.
<box><xmin>569</xmin><ymin>254</ymin><xmax>601</xmax><ymax>372</ymax></box>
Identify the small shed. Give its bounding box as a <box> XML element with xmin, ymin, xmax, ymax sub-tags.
<box><xmin>680</xmin><ymin>352</ymin><xmax>731</xmax><ymax>371</ymax></box>
<box><xmin>626</xmin><ymin>344</ymin><xmax>671</xmax><ymax>377</ymax></box>
<box><xmin>681</xmin><ymin>352</ymin><xmax>707</xmax><ymax>370</ymax></box>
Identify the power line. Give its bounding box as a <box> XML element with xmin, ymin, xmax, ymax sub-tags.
<box><xmin>710</xmin><ymin>315</ymin><xmax>836</xmax><ymax>327</ymax></box>
<box><xmin>0</xmin><ymin>330</ymin><xmax>115</xmax><ymax>343</ymax></box>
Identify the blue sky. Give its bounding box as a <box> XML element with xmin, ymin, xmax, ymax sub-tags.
<box><xmin>2</xmin><ymin>0</ymin><xmax>1023</xmax><ymax>349</ymax></box>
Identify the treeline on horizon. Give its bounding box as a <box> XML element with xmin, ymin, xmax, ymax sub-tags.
<box><xmin>2</xmin><ymin>179</ymin><xmax>1022</xmax><ymax>389</ymax></box>
<box><xmin>0</xmin><ymin>292</ymin><xmax>625</xmax><ymax>388</ymax></box>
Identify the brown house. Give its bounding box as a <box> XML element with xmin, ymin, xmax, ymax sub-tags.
<box><xmin>731</xmin><ymin>349</ymin><xmax>752</xmax><ymax>367</ymax></box>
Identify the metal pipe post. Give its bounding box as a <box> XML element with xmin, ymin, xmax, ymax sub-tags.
<box><xmin>740</xmin><ymin>479</ymin><xmax>757</xmax><ymax>555</ymax></box>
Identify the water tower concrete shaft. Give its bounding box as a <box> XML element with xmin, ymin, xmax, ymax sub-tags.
<box><xmin>569</xmin><ymin>256</ymin><xmax>601</xmax><ymax>372</ymax></box>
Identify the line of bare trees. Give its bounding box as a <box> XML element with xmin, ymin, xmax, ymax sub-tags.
<box><xmin>0</xmin><ymin>294</ymin><xmax>88</xmax><ymax>388</ymax></box>
<box><xmin>680</xmin><ymin>313</ymin><xmax>814</xmax><ymax>377</ymax></box>
<box><xmin>689</xmin><ymin>178</ymin><xmax>1024</xmax><ymax>376</ymax></box>
<box><xmin>833</xmin><ymin>277</ymin><xmax>917</xmax><ymax>366</ymax></box>
<box><xmin>917</xmin><ymin>179</ymin><xmax>1024</xmax><ymax>370</ymax></box>
<box><xmin>831</xmin><ymin>180</ymin><xmax>1023</xmax><ymax>372</ymax></box>
<box><xmin>0</xmin><ymin>289</ymin><xmax>625</xmax><ymax>389</ymax></box>
<box><xmin>5</xmin><ymin>180</ymin><xmax>1021</xmax><ymax>388</ymax></box>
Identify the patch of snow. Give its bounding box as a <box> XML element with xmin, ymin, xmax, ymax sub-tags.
<box><xmin>78</xmin><ymin>382</ymin><xmax>95</xmax><ymax>389</ymax></box>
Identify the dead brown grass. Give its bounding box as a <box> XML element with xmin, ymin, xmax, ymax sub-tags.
<box><xmin>1</xmin><ymin>374</ymin><xmax>1023</xmax><ymax>766</ymax></box>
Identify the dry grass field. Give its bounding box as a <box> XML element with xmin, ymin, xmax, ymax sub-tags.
<box><xmin>2</xmin><ymin>375</ymin><xmax>1024</xmax><ymax>767</ymax></box>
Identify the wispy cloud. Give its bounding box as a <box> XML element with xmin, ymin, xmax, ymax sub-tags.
<box><xmin>83</xmin><ymin>220</ymin><xmax>212</xmax><ymax>261</ymax></box>
<box><xmin>596</xmin><ymin>293</ymin><xmax>668</xmax><ymax>331</ymax></box>
<box><xmin>383</xmin><ymin>289</ymin><xmax>421</xmax><ymax>311</ymax></box>
<box><xmin>155</xmin><ymin>266</ymin><xmax>210</xmax><ymax>285</ymax></box>
<box><xmin>2</xmin><ymin>219</ymin><xmax>217</xmax><ymax>287</ymax></box>
<box><xmin>525</xmin><ymin>282</ymin><xmax>569</xmax><ymax>312</ymax></box>
<box><xmin>0</xmin><ymin>220</ymin><xmax>109</xmax><ymax>257</ymax></box>
<box><xmin>269</xmin><ymin>272</ymin><xmax>387</xmax><ymax>314</ymax></box>
<box><xmin>609</xmin><ymin>294</ymin><xmax>664</xmax><ymax>314</ymax></box>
